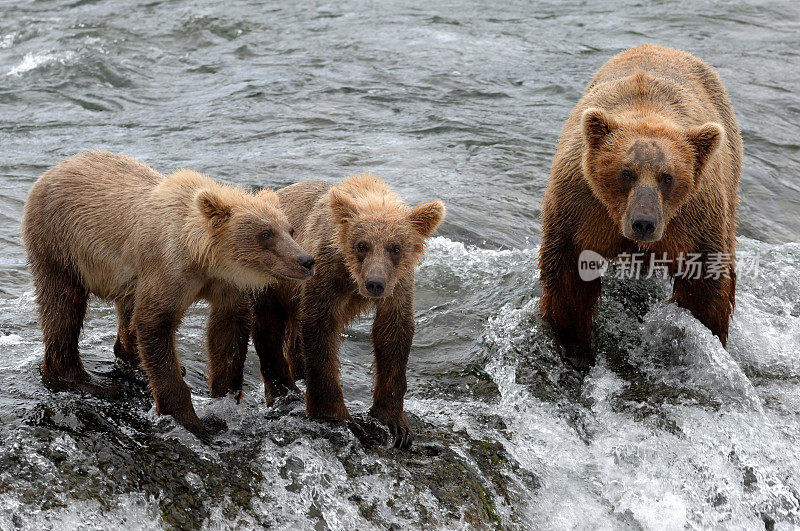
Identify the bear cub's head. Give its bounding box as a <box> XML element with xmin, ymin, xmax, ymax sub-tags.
<box><xmin>581</xmin><ymin>107</ymin><xmax>724</xmax><ymax>243</ymax></box>
<box><xmin>195</xmin><ymin>187</ymin><xmax>314</xmax><ymax>288</ymax></box>
<box><xmin>328</xmin><ymin>174</ymin><xmax>445</xmax><ymax>299</ymax></box>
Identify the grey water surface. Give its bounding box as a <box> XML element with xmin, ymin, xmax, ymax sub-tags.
<box><xmin>1</xmin><ymin>0</ymin><xmax>799</xmax><ymax>529</ymax></box>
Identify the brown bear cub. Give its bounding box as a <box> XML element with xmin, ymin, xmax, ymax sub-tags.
<box><xmin>540</xmin><ymin>44</ymin><xmax>742</xmax><ymax>370</ymax></box>
<box><xmin>21</xmin><ymin>151</ymin><xmax>314</xmax><ymax>441</ymax></box>
<box><xmin>245</xmin><ymin>174</ymin><xmax>445</xmax><ymax>449</ymax></box>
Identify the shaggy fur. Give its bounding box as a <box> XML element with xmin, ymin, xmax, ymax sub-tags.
<box><xmin>539</xmin><ymin>44</ymin><xmax>742</xmax><ymax>370</ymax></box>
<box><xmin>242</xmin><ymin>174</ymin><xmax>445</xmax><ymax>448</ymax></box>
<box><xmin>21</xmin><ymin>151</ymin><xmax>313</xmax><ymax>441</ymax></box>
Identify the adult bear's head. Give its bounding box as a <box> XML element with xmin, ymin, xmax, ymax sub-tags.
<box><xmin>580</xmin><ymin>107</ymin><xmax>723</xmax><ymax>243</ymax></box>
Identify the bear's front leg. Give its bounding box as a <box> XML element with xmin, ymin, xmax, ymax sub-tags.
<box><xmin>671</xmin><ymin>263</ymin><xmax>736</xmax><ymax>347</ymax></box>
<box><xmin>134</xmin><ymin>283</ymin><xmax>209</xmax><ymax>442</ymax></box>
<box><xmin>369</xmin><ymin>282</ymin><xmax>414</xmax><ymax>449</ymax></box>
<box><xmin>206</xmin><ymin>293</ymin><xmax>251</xmax><ymax>401</ymax></box>
<box><xmin>251</xmin><ymin>289</ymin><xmax>301</xmax><ymax>406</ymax></box>
<box><xmin>301</xmin><ymin>299</ymin><xmax>350</xmax><ymax>421</ymax></box>
<box><xmin>539</xmin><ymin>237</ymin><xmax>601</xmax><ymax>371</ymax></box>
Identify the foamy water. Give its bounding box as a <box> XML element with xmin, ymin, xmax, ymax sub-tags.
<box><xmin>1</xmin><ymin>236</ymin><xmax>798</xmax><ymax>528</ymax></box>
<box><xmin>6</xmin><ymin>51</ymin><xmax>75</xmax><ymax>76</ymax></box>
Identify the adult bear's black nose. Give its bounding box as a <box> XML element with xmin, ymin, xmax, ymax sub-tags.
<box><xmin>365</xmin><ymin>276</ymin><xmax>385</xmax><ymax>297</ymax></box>
<box><xmin>631</xmin><ymin>214</ymin><xmax>657</xmax><ymax>241</ymax></box>
<box><xmin>297</xmin><ymin>254</ymin><xmax>315</xmax><ymax>272</ymax></box>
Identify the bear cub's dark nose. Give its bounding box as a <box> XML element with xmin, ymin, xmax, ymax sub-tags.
<box><xmin>631</xmin><ymin>214</ymin><xmax>657</xmax><ymax>241</ymax></box>
<box><xmin>297</xmin><ymin>254</ymin><xmax>315</xmax><ymax>272</ymax></box>
<box><xmin>366</xmin><ymin>276</ymin><xmax>385</xmax><ymax>297</ymax></box>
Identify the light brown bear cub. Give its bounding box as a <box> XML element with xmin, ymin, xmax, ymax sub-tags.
<box><xmin>243</xmin><ymin>174</ymin><xmax>445</xmax><ymax>449</ymax></box>
<box><xmin>21</xmin><ymin>151</ymin><xmax>314</xmax><ymax>441</ymax></box>
<box><xmin>540</xmin><ymin>44</ymin><xmax>742</xmax><ymax>370</ymax></box>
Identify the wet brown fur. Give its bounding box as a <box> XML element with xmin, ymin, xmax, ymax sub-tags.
<box><xmin>246</xmin><ymin>174</ymin><xmax>445</xmax><ymax>448</ymax></box>
<box><xmin>539</xmin><ymin>45</ymin><xmax>742</xmax><ymax>369</ymax></box>
<box><xmin>21</xmin><ymin>151</ymin><xmax>311</xmax><ymax>440</ymax></box>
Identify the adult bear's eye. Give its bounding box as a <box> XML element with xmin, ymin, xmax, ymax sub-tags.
<box><xmin>261</xmin><ymin>229</ymin><xmax>273</xmax><ymax>240</ymax></box>
<box><xmin>391</xmin><ymin>244</ymin><xmax>401</xmax><ymax>255</ymax></box>
<box><xmin>356</xmin><ymin>242</ymin><xmax>369</xmax><ymax>253</ymax></box>
<box><xmin>659</xmin><ymin>173</ymin><xmax>674</xmax><ymax>187</ymax></box>
<box><xmin>620</xmin><ymin>169</ymin><xmax>636</xmax><ymax>183</ymax></box>
<box><xmin>289</xmin><ymin>227</ymin><xmax>295</xmax><ymax>238</ymax></box>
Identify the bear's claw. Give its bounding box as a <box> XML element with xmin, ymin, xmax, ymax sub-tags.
<box><xmin>369</xmin><ymin>409</ymin><xmax>413</xmax><ymax>449</ymax></box>
<box><xmin>386</xmin><ymin>418</ymin><xmax>413</xmax><ymax>449</ymax></box>
<box><xmin>174</xmin><ymin>411</ymin><xmax>227</xmax><ymax>444</ymax></box>
<box><xmin>42</xmin><ymin>369</ymin><xmax>123</xmax><ymax>400</ymax></box>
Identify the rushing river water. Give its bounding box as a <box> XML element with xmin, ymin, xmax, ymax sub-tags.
<box><xmin>1</xmin><ymin>1</ymin><xmax>799</xmax><ymax>529</ymax></box>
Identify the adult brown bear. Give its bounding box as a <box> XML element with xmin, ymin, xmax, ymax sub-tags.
<box><xmin>21</xmin><ymin>151</ymin><xmax>314</xmax><ymax>441</ymax></box>
<box><xmin>241</xmin><ymin>174</ymin><xmax>445</xmax><ymax>449</ymax></box>
<box><xmin>539</xmin><ymin>44</ymin><xmax>742</xmax><ymax>370</ymax></box>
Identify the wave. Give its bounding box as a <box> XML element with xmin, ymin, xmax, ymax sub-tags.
<box><xmin>6</xmin><ymin>51</ymin><xmax>75</xmax><ymax>77</ymax></box>
<box><xmin>473</xmin><ymin>236</ymin><xmax>800</xmax><ymax>528</ymax></box>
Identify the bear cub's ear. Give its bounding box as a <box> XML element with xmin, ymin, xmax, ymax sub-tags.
<box><xmin>582</xmin><ymin>107</ymin><xmax>619</xmax><ymax>149</ymax></box>
<box><xmin>197</xmin><ymin>189</ymin><xmax>231</xmax><ymax>223</ymax></box>
<box><xmin>686</xmin><ymin>122</ymin><xmax>724</xmax><ymax>174</ymax></box>
<box><xmin>257</xmin><ymin>188</ymin><xmax>280</xmax><ymax>206</ymax></box>
<box><xmin>328</xmin><ymin>188</ymin><xmax>358</xmax><ymax>225</ymax></box>
<box><xmin>409</xmin><ymin>200</ymin><xmax>446</xmax><ymax>238</ymax></box>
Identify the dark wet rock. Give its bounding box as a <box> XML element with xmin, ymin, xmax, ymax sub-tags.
<box><xmin>743</xmin><ymin>466</ymin><xmax>758</xmax><ymax>488</ymax></box>
<box><xmin>0</xmin><ymin>392</ymin><xmax>268</xmax><ymax>529</ymax></box>
<box><xmin>351</xmin><ymin>415</ymin><xmax>537</xmax><ymax>528</ymax></box>
<box><xmin>265</xmin><ymin>406</ymin><xmax>537</xmax><ymax>528</ymax></box>
<box><xmin>0</xmin><ymin>378</ymin><xmax>537</xmax><ymax>529</ymax></box>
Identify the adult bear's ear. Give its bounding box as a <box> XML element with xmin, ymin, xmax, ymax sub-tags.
<box><xmin>257</xmin><ymin>188</ymin><xmax>280</xmax><ymax>207</ymax></box>
<box><xmin>582</xmin><ymin>107</ymin><xmax>619</xmax><ymax>149</ymax></box>
<box><xmin>686</xmin><ymin>122</ymin><xmax>724</xmax><ymax>175</ymax></box>
<box><xmin>196</xmin><ymin>189</ymin><xmax>231</xmax><ymax>224</ymax></box>
<box><xmin>328</xmin><ymin>188</ymin><xmax>358</xmax><ymax>226</ymax></box>
<box><xmin>409</xmin><ymin>200</ymin><xmax>446</xmax><ymax>238</ymax></box>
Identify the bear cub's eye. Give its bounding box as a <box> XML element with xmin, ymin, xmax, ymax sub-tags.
<box><xmin>356</xmin><ymin>242</ymin><xmax>369</xmax><ymax>253</ymax></box>
<box><xmin>619</xmin><ymin>169</ymin><xmax>636</xmax><ymax>183</ymax></box>
<box><xmin>391</xmin><ymin>244</ymin><xmax>401</xmax><ymax>255</ymax></box>
<box><xmin>659</xmin><ymin>173</ymin><xmax>674</xmax><ymax>187</ymax></box>
<box><xmin>289</xmin><ymin>227</ymin><xmax>295</xmax><ymax>238</ymax></box>
<box><xmin>260</xmin><ymin>229</ymin><xmax>273</xmax><ymax>240</ymax></box>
